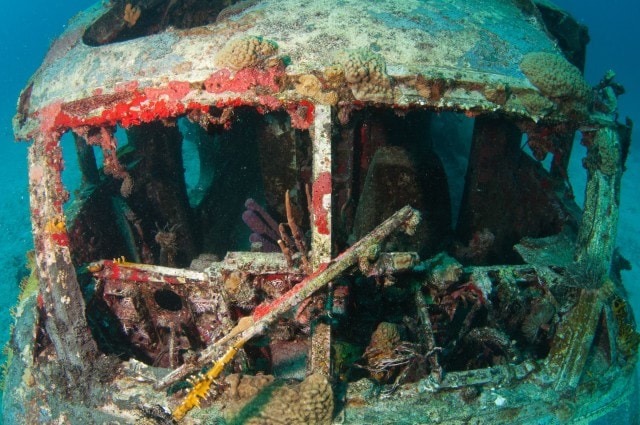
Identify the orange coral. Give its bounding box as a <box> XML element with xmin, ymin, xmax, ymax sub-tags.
<box><xmin>123</xmin><ymin>3</ymin><xmax>141</xmax><ymax>28</ymax></box>
<box><xmin>45</xmin><ymin>217</ymin><xmax>66</xmax><ymax>234</ymax></box>
<box><xmin>172</xmin><ymin>332</ymin><xmax>252</xmax><ymax>421</ymax></box>
<box><xmin>294</xmin><ymin>74</ymin><xmax>338</xmax><ymax>106</ymax></box>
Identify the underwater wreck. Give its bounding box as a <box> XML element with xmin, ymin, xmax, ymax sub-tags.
<box><xmin>4</xmin><ymin>0</ymin><xmax>638</xmax><ymax>423</ymax></box>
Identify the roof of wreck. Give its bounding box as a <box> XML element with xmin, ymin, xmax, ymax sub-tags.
<box><xmin>14</xmin><ymin>0</ymin><xmax>585</xmax><ymax>139</ymax></box>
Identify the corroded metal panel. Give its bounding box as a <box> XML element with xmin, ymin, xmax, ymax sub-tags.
<box><xmin>544</xmin><ymin>289</ymin><xmax>601</xmax><ymax>391</ymax></box>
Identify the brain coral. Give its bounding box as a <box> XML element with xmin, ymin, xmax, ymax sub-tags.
<box><xmin>215</xmin><ymin>36</ymin><xmax>279</xmax><ymax>70</ymax></box>
<box><xmin>519</xmin><ymin>52</ymin><xmax>591</xmax><ymax>101</ymax></box>
<box><xmin>362</xmin><ymin>322</ymin><xmax>405</xmax><ymax>383</ymax></box>
<box><xmin>336</xmin><ymin>49</ymin><xmax>394</xmax><ymax>102</ymax></box>
<box><xmin>224</xmin><ymin>373</ymin><xmax>333</xmax><ymax>425</ymax></box>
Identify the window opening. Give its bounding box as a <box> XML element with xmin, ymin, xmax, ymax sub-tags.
<box><xmin>60</xmin><ymin>131</ymin><xmax>84</xmax><ymax>207</ymax></box>
<box><xmin>430</xmin><ymin>112</ymin><xmax>474</xmax><ymax>228</ymax></box>
<box><xmin>83</xmin><ymin>0</ymin><xmax>256</xmax><ymax>46</ymax></box>
<box><xmin>521</xmin><ymin>133</ymin><xmax>553</xmax><ymax>172</ymax></box>
<box><xmin>178</xmin><ymin>118</ymin><xmax>205</xmax><ymax>207</ymax></box>
<box><xmin>568</xmin><ymin>131</ymin><xmax>587</xmax><ymax>208</ymax></box>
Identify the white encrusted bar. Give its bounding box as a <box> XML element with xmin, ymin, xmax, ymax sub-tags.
<box><xmin>310</xmin><ymin>103</ymin><xmax>332</xmax><ymax>376</ymax></box>
<box><xmin>310</xmin><ymin>103</ymin><xmax>333</xmax><ymax>266</ymax></box>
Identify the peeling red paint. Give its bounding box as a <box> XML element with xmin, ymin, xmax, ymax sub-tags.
<box><xmin>204</xmin><ymin>67</ymin><xmax>283</xmax><ymax>94</ymax></box>
<box><xmin>32</xmin><ymin>74</ymin><xmax>308</xmax><ymax>138</ymax></box>
<box><xmin>287</xmin><ymin>100</ymin><xmax>315</xmax><ymax>130</ymax></box>
<box><xmin>257</xmin><ymin>95</ymin><xmax>282</xmax><ymax>111</ymax></box>
<box><xmin>312</xmin><ymin>171</ymin><xmax>332</xmax><ymax>235</ymax></box>
<box><xmin>143</xmin><ymin>81</ymin><xmax>191</xmax><ymax>101</ymax></box>
<box><xmin>252</xmin><ymin>263</ymin><xmax>329</xmax><ymax>321</ymax></box>
<box><xmin>36</xmin><ymin>92</ymin><xmax>210</xmax><ymax>133</ymax></box>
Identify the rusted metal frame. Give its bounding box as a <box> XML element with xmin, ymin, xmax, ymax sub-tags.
<box><xmin>111</xmin><ymin>197</ymin><xmax>143</xmax><ymax>263</ymax></box>
<box><xmin>214</xmin><ymin>251</ymin><xmax>295</xmax><ymax>274</ymax></box>
<box><xmin>247</xmin><ymin>206</ymin><xmax>414</xmax><ymax>325</ymax></box>
<box><xmin>93</xmin><ymin>252</ymin><xmax>310</xmax><ymax>368</ymax></box>
<box><xmin>544</xmin><ymin>289</ymin><xmax>602</xmax><ymax>391</ymax></box>
<box><xmin>28</xmin><ymin>132</ymin><xmax>98</xmax><ymax>384</ymax></box>
<box><xmin>414</xmin><ymin>288</ymin><xmax>443</xmax><ymax>382</ymax></box>
<box><xmin>466</xmin><ymin>254</ymin><xmax>606</xmax><ymax>391</ymax></box>
<box><xmin>309</xmin><ymin>103</ymin><xmax>333</xmax><ymax>376</ymax></box>
<box><xmin>419</xmin><ymin>360</ymin><xmax>536</xmax><ymax>392</ymax></box>
<box><xmin>157</xmin><ymin>205</ymin><xmax>421</xmax><ymax>389</ymax></box>
<box><xmin>543</xmin><ymin>124</ymin><xmax>624</xmax><ymax>391</ymax></box>
<box><xmin>575</xmin><ymin>125</ymin><xmax>622</xmax><ymax>272</ymax></box>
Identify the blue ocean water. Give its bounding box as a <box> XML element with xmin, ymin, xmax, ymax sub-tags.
<box><xmin>0</xmin><ymin>5</ymin><xmax>97</xmax><ymax>299</ymax></box>
<box><xmin>0</xmin><ymin>1</ymin><xmax>637</xmax><ymax>422</ymax></box>
<box><xmin>555</xmin><ymin>0</ymin><xmax>640</xmax><ymax>322</ymax></box>
<box><xmin>0</xmin><ymin>1</ymin><xmax>96</xmax><ymax>418</ymax></box>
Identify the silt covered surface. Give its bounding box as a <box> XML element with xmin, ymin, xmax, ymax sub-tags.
<box><xmin>15</xmin><ymin>0</ymin><xmax>562</xmax><ymax>138</ymax></box>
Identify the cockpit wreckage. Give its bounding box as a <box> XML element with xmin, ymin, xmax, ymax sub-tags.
<box><xmin>4</xmin><ymin>0</ymin><xmax>638</xmax><ymax>423</ymax></box>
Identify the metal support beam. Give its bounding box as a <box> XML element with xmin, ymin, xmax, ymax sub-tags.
<box><xmin>544</xmin><ymin>289</ymin><xmax>601</xmax><ymax>391</ymax></box>
<box><xmin>575</xmin><ymin>126</ymin><xmax>622</xmax><ymax>272</ymax></box>
<box><xmin>309</xmin><ymin>104</ymin><xmax>333</xmax><ymax>376</ymax></box>
<box><xmin>28</xmin><ymin>133</ymin><xmax>98</xmax><ymax>385</ymax></box>
<box><xmin>310</xmin><ymin>104</ymin><xmax>333</xmax><ymax>265</ymax></box>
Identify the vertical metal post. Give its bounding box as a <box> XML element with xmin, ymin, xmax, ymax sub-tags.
<box><xmin>575</xmin><ymin>126</ymin><xmax>622</xmax><ymax>272</ymax></box>
<box><xmin>72</xmin><ymin>132</ymin><xmax>100</xmax><ymax>185</ymax></box>
<box><xmin>547</xmin><ymin>124</ymin><xmax>623</xmax><ymax>391</ymax></box>
<box><xmin>28</xmin><ymin>132</ymin><xmax>98</xmax><ymax>385</ymax></box>
<box><xmin>310</xmin><ymin>104</ymin><xmax>333</xmax><ymax>266</ymax></box>
<box><xmin>309</xmin><ymin>104</ymin><xmax>332</xmax><ymax>376</ymax></box>
<box><xmin>544</xmin><ymin>290</ymin><xmax>601</xmax><ymax>391</ymax></box>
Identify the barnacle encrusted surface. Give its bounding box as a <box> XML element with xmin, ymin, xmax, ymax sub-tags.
<box><xmin>506</xmin><ymin>91</ymin><xmax>556</xmax><ymax>117</ymax></box>
<box><xmin>215</xmin><ymin>36</ymin><xmax>279</xmax><ymax>70</ymax></box>
<box><xmin>519</xmin><ymin>52</ymin><xmax>591</xmax><ymax>101</ymax></box>
<box><xmin>223</xmin><ymin>373</ymin><xmax>333</xmax><ymax>425</ymax></box>
<box><xmin>335</xmin><ymin>49</ymin><xmax>394</xmax><ymax>102</ymax></box>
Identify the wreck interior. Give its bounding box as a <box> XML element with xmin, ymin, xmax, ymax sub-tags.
<box><xmin>58</xmin><ymin>105</ymin><xmax>574</xmax><ymax>369</ymax></box>
<box><xmin>4</xmin><ymin>0</ymin><xmax>638</xmax><ymax>423</ymax></box>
